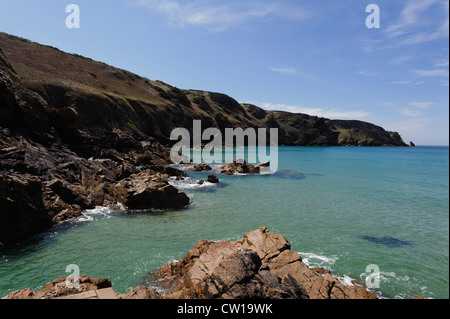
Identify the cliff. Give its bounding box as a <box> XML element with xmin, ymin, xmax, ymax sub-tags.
<box><xmin>0</xmin><ymin>32</ymin><xmax>407</xmax><ymax>147</ymax></box>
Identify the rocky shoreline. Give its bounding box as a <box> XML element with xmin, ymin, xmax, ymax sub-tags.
<box><xmin>3</xmin><ymin>227</ymin><xmax>379</xmax><ymax>300</ymax></box>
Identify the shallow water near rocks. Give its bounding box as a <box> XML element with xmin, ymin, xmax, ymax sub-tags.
<box><xmin>0</xmin><ymin>146</ymin><xmax>448</xmax><ymax>299</ymax></box>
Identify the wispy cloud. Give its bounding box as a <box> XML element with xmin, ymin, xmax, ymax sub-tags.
<box><xmin>390</xmin><ymin>80</ymin><xmax>425</xmax><ymax>85</ymax></box>
<box><xmin>357</xmin><ymin>70</ymin><xmax>378</xmax><ymax>77</ymax></box>
<box><xmin>414</xmin><ymin>69</ymin><xmax>449</xmax><ymax>77</ymax></box>
<box><xmin>384</xmin><ymin>0</ymin><xmax>448</xmax><ymax>46</ymax></box>
<box><xmin>134</xmin><ymin>0</ymin><xmax>308</xmax><ymax>31</ymax></box>
<box><xmin>270</xmin><ymin>67</ymin><xmax>298</xmax><ymax>75</ymax></box>
<box><xmin>259</xmin><ymin>102</ymin><xmax>370</xmax><ymax>120</ymax></box>
<box><xmin>362</xmin><ymin>0</ymin><xmax>449</xmax><ymax>52</ymax></box>
<box><xmin>401</xmin><ymin>101</ymin><xmax>436</xmax><ymax>117</ymax></box>
<box><xmin>408</xmin><ymin>102</ymin><xmax>435</xmax><ymax>109</ymax></box>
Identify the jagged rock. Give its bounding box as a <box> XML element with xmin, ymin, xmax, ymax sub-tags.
<box><xmin>0</xmin><ymin>173</ymin><xmax>51</xmax><ymax>244</ymax></box>
<box><xmin>120</xmin><ymin>286</ymin><xmax>162</xmax><ymax>299</ymax></box>
<box><xmin>3</xmin><ymin>275</ymin><xmax>111</xmax><ymax>299</ymax></box>
<box><xmin>207</xmin><ymin>175</ymin><xmax>219</xmax><ymax>183</ymax></box>
<box><xmin>186</xmin><ymin>164</ymin><xmax>212</xmax><ymax>172</ymax></box>
<box><xmin>117</xmin><ymin>170</ymin><xmax>190</xmax><ymax>210</ymax></box>
<box><xmin>155</xmin><ymin>227</ymin><xmax>378</xmax><ymax>300</ymax></box>
<box><xmin>220</xmin><ymin>160</ymin><xmax>260</xmax><ymax>175</ymax></box>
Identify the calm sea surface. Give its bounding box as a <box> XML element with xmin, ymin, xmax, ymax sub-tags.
<box><xmin>1</xmin><ymin>146</ymin><xmax>448</xmax><ymax>299</ymax></box>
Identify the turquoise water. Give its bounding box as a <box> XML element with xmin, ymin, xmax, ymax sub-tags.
<box><xmin>1</xmin><ymin>146</ymin><xmax>449</xmax><ymax>299</ymax></box>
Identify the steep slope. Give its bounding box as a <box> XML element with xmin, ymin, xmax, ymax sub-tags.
<box><xmin>0</xmin><ymin>32</ymin><xmax>407</xmax><ymax>147</ymax></box>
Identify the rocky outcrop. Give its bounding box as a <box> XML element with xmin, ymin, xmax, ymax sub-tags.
<box><xmin>2</xmin><ymin>275</ymin><xmax>112</xmax><ymax>300</ymax></box>
<box><xmin>207</xmin><ymin>175</ymin><xmax>219</xmax><ymax>183</ymax></box>
<box><xmin>186</xmin><ymin>164</ymin><xmax>212</xmax><ymax>172</ymax></box>
<box><xmin>119</xmin><ymin>286</ymin><xmax>161</xmax><ymax>299</ymax></box>
<box><xmin>155</xmin><ymin>227</ymin><xmax>378</xmax><ymax>299</ymax></box>
<box><xmin>117</xmin><ymin>170</ymin><xmax>190</xmax><ymax>210</ymax></box>
<box><xmin>220</xmin><ymin>160</ymin><xmax>260</xmax><ymax>175</ymax></box>
<box><xmin>0</xmin><ymin>44</ymin><xmax>191</xmax><ymax>244</ymax></box>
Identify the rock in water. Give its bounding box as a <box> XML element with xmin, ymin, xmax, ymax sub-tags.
<box><xmin>220</xmin><ymin>160</ymin><xmax>260</xmax><ymax>175</ymax></box>
<box><xmin>207</xmin><ymin>175</ymin><xmax>219</xmax><ymax>183</ymax></box>
<box><xmin>117</xmin><ymin>170</ymin><xmax>190</xmax><ymax>210</ymax></box>
<box><xmin>186</xmin><ymin>164</ymin><xmax>212</xmax><ymax>172</ymax></box>
<box><xmin>155</xmin><ymin>227</ymin><xmax>378</xmax><ymax>299</ymax></box>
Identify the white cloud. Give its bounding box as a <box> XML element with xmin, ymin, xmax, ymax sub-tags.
<box><xmin>259</xmin><ymin>103</ymin><xmax>370</xmax><ymax>120</ymax></box>
<box><xmin>434</xmin><ymin>58</ymin><xmax>450</xmax><ymax>67</ymax></box>
<box><xmin>414</xmin><ymin>69</ymin><xmax>450</xmax><ymax>77</ymax></box>
<box><xmin>270</xmin><ymin>67</ymin><xmax>297</xmax><ymax>75</ymax></box>
<box><xmin>408</xmin><ymin>102</ymin><xmax>435</xmax><ymax>109</ymax></box>
<box><xmin>383</xmin><ymin>0</ymin><xmax>448</xmax><ymax>47</ymax></box>
<box><xmin>401</xmin><ymin>101</ymin><xmax>435</xmax><ymax>117</ymax></box>
<box><xmin>401</xmin><ymin>109</ymin><xmax>422</xmax><ymax>117</ymax></box>
<box><xmin>134</xmin><ymin>0</ymin><xmax>308</xmax><ymax>31</ymax></box>
<box><xmin>357</xmin><ymin>71</ymin><xmax>378</xmax><ymax>77</ymax></box>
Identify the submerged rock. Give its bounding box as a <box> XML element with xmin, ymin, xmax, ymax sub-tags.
<box><xmin>360</xmin><ymin>236</ymin><xmax>412</xmax><ymax>247</ymax></box>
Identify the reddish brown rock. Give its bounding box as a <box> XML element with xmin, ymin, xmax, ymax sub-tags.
<box><xmin>117</xmin><ymin>170</ymin><xmax>190</xmax><ymax>210</ymax></box>
<box><xmin>120</xmin><ymin>286</ymin><xmax>161</xmax><ymax>299</ymax></box>
<box><xmin>220</xmin><ymin>160</ymin><xmax>260</xmax><ymax>175</ymax></box>
<box><xmin>155</xmin><ymin>227</ymin><xmax>378</xmax><ymax>300</ymax></box>
<box><xmin>3</xmin><ymin>275</ymin><xmax>112</xmax><ymax>299</ymax></box>
<box><xmin>186</xmin><ymin>164</ymin><xmax>212</xmax><ymax>172</ymax></box>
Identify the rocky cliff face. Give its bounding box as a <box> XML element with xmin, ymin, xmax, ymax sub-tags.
<box><xmin>0</xmin><ymin>33</ymin><xmax>407</xmax><ymax>148</ymax></box>
<box><xmin>0</xmin><ymin>43</ymin><xmax>191</xmax><ymax>244</ymax></box>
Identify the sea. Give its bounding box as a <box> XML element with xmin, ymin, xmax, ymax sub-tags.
<box><xmin>0</xmin><ymin>146</ymin><xmax>448</xmax><ymax>299</ymax></box>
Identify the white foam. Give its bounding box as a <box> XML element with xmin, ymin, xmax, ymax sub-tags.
<box><xmin>77</xmin><ymin>206</ymin><xmax>114</xmax><ymax>222</ymax></box>
<box><xmin>168</xmin><ymin>176</ymin><xmax>216</xmax><ymax>190</ymax></box>
<box><xmin>299</xmin><ymin>251</ymin><xmax>339</xmax><ymax>268</ymax></box>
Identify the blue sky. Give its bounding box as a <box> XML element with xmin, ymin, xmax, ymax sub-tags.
<box><xmin>0</xmin><ymin>0</ymin><xmax>448</xmax><ymax>145</ymax></box>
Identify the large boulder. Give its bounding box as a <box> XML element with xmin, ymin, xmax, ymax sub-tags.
<box><xmin>186</xmin><ymin>164</ymin><xmax>212</xmax><ymax>172</ymax></box>
<box><xmin>220</xmin><ymin>160</ymin><xmax>260</xmax><ymax>175</ymax></box>
<box><xmin>117</xmin><ymin>170</ymin><xmax>190</xmax><ymax>210</ymax></box>
<box><xmin>155</xmin><ymin>227</ymin><xmax>378</xmax><ymax>299</ymax></box>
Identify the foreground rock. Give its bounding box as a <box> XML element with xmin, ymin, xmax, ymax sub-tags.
<box><xmin>155</xmin><ymin>227</ymin><xmax>378</xmax><ymax>299</ymax></box>
<box><xmin>4</xmin><ymin>228</ymin><xmax>378</xmax><ymax>300</ymax></box>
<box><xmin>3</xmin><ymin>276</ymin><xmax>112</xmax><ymax>299</ymax></box>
